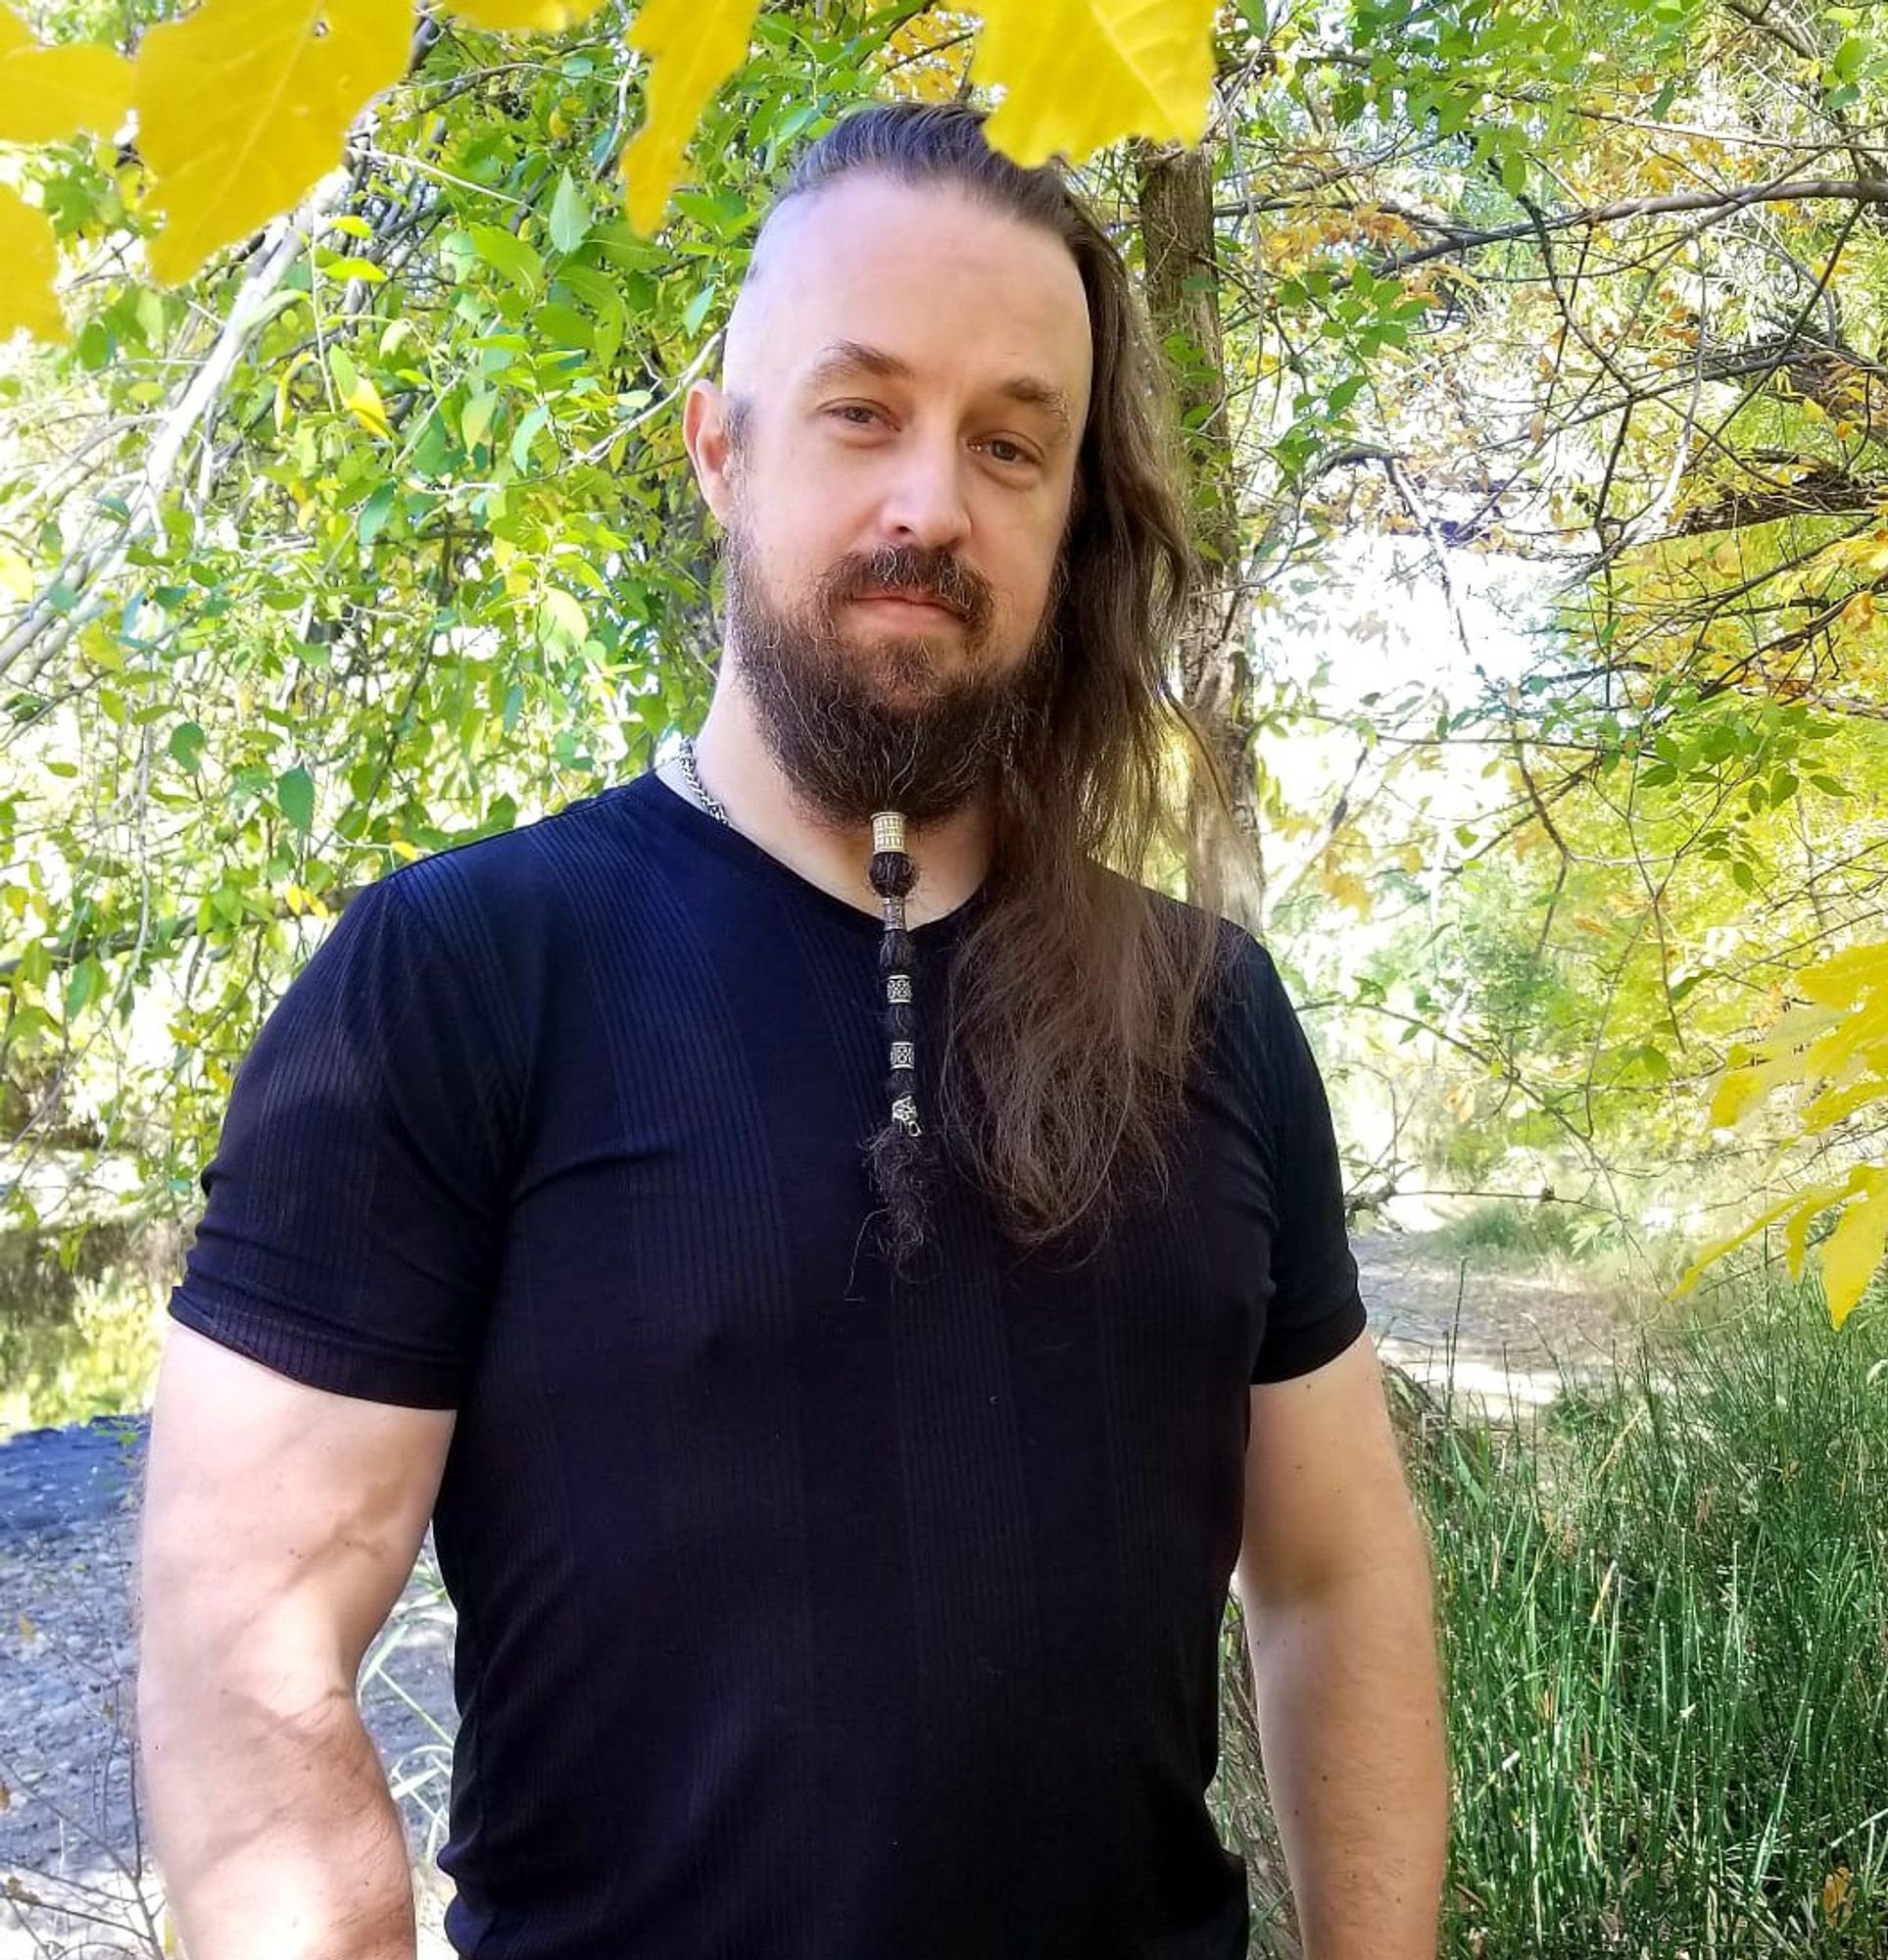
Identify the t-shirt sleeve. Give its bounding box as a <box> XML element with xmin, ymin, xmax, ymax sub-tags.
<box><xmin>1236</xmin><ymin>937</ymin><xmax>1369</xmax><ymax>1385</ymax></box>
<box><xmin>167</xmin><ymin>864</ymin><xmax>514</xmax><ymax>1408</ymax></box>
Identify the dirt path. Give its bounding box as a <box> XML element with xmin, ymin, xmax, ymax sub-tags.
<box><xmin>1353</xmin><ymin>1228</ymin><xmax>1664</xmax><ymax>1424</ymax></box>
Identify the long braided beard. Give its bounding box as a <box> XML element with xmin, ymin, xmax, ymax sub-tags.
<box><xmin>720</xmin><ymin>516</ymin><xmax>1066</xmax><ymax>1271</ymax></box>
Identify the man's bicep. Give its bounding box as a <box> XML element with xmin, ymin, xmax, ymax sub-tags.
<box><xmin>1234</xmin><ymin>1325</ymin><xmax>1411</xmax><ymax>1610</ymax></box>
<box><xmin>139</xmin><ymin>1324</ymin><xmax>455</xmax><ymax>1683</ymax></box>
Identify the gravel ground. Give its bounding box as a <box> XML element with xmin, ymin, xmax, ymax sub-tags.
<box><xmin>0</xmin><ymin>1416</ymin><xmax>457</xmax><ymax>1958</ymax></box>
<box><xmin>0</xmin><ymin>1234</ymin><xmax>1648</xmax><ymax>1956</ymax></box>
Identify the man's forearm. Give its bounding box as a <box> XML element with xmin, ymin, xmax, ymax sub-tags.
<box><xmin>1244</xmin><ymin>1520</ymin><xmax>1449</xmax><ymax>1960</ymax></box>
<box><xmin>140</xmin><ymin>1674</ymin><xmax>416</xmax><ymax>1960</ymax></box>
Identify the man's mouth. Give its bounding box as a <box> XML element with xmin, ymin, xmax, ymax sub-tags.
<box><xmin>856</xmin><ymin>590</ymin><xmax>962</xmax><ymax>619</ymax></box>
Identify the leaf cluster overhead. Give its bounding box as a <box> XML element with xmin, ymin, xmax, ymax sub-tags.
<box><xmin>0</xmin><ymin>0</ymin><xmax>1219</xmax><ymax>336</ymax></box>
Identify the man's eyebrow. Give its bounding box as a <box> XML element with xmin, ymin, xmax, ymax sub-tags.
<box><xmin>801</xmin><ymin>338</ymin><xmax>1075</xmax><ymax>440</ymax></box>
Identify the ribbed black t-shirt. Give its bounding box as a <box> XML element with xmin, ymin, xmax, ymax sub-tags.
<box><xmin>168</xmin><ymin>767</ymin><xmax>1367</xmax><ymax>1959</ymax></box>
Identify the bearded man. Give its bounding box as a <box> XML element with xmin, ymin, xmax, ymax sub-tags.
<box><xmin>136</xmin><ymin>101</ymin><xmax>1448</xmax><ymax>1960</ymax></box>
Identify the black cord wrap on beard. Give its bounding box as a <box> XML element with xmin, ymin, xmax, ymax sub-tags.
<box><xmin>864</xmin><ymin>810</ymin><xmax>934</xmax><ymax>1271</ymax></box>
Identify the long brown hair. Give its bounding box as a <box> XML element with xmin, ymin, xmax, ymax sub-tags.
<box><xmin>753</xmin><ymin>101</ymin><xmax>1242</xmax><ymax>1254</ymax></box>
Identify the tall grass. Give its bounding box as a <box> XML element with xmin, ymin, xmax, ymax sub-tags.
<box><xmin>1218</xmin><ymin>1266</ymin><xmax>1888</xmax><ymax>1957</ymax></box>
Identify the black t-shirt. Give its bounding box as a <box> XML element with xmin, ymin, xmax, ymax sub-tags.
<box><xmin>169</xmin><ymin>767</ymin><xmax>1367</xmax><ymax>1960</ymax></box>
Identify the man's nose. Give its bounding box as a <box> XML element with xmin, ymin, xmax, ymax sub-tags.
<box><xmin>879</xmin><ymin>433</ymin><xmax>972</xmax><ymax>550</ymax></box>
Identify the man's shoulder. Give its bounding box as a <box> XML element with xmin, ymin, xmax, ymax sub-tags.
<box><xmin>373</xmin><ymin>771</ymin><xmax>659</xmax><ymax>925</ymax></box>
<box><xmin>1087</xmin><ymin>859</ymin><xmax>1261</xmax><ymax>992</ymax></box>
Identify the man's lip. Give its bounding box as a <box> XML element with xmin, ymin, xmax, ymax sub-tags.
<box><xmin>855</xmin><ymin>592</ymin><xmax>962</xmax><ymax>618</ymax></box>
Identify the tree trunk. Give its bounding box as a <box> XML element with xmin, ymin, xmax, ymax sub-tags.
<box><xmin>1135</xmin><ymin>136</ymin><xmax>1266</xmax><ymax>929</ymax></box>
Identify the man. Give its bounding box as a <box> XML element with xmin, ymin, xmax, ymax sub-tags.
<box><xmin>136</xmin><ymin>100</ymin><xmax>1447</xmax><ymax>1959</ymax></box>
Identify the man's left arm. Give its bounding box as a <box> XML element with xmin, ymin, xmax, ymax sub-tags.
<box><xmin>1233</xmin><ymin>1327</ymin><xmax>1450</xmax><ymax>1960</ymax></box>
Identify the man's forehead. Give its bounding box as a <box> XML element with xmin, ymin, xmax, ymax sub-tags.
<box><xmin>726</xmin><ymin>176</ymin><xmax>1092</xmax><ymax>416</ymax></box>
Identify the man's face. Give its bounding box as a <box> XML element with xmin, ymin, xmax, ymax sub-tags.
<box><xmin>684</xmin><ymin>173</ymin><xmax>1093</xmax><ymax>827</ymax></box>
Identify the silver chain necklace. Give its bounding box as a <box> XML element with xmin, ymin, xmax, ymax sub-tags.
<box><xmin>676</xmin><ymin>735</ymin><xmax>731</xmax><ymax>827</ymax></box>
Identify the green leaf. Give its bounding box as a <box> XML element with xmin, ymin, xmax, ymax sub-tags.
<box><xmin>358</xmin><ymin>481</ymin><xmax>396</xmax><ymax>547</ymax></box>
<box><xmin>469</xmin><ymin>223</ymin><xmax>546</xmax><ymax>299</ymax></box>
<box><xmin>553</xmin><ymin>262</ymin><xmax>619</xmax><ymax>315</ymax></box>
<box><xmin>510</xmin><ymin>403</ymin><xmax>551</xmax><ymax>472</ymax></box>
<box><xmin>461</xmin><ymin>387</ymin><xmax>499</xmax><ymax>452</ymax></box>
<box><xmin>76</xmin><ymin>318</ymin><xmax>113</xmax><ymax>370</ymax></box>
<box><xmin>169</xmin><ymin>721</ymin><xmax>206</xmax><ymax>772</ymax></box>
<box><xmin>536</xmin><ymin>301</ymin><xmax>593</xmax><ymax>351</ymax></box>
<box><xmin>537</xmin><ymin>586</ymin><xmax>587</xmax><ymax>651</ymax></box>
<box><xmin>64</xmin><ymin>956</ymin><xmax>105</xmax><ymax>1020</ymax></box>
<box><xmin>277</xmin><ymin>765</ymin><xmax>315</xmax><ymax>833</ymax></box>
<box><xmin>1832</xmin><ymin>32</ymin><xmax>1868</xmax><ymax>81</ymax></box>
<box><xmin>549</xmin><ymin>169</ymin><xmax>592</xmax><ymax>255</ymax></box>
<box><xmin>682</xmin><ymin>284</ymin><xmax>716</xmax><ymax>336</ymax></box>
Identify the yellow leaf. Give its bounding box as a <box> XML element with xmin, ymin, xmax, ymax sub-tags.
<box><xmin>1821</xmin><ymin>1168</ymin><xmax>1888</xmax><ymax>1329</ymax></box>
<box><xmin>0</xmin><ymin>185</ymin><xmax>69</xmax><ymax>345</ymax></box>
<box><xmin>1783</xmin><ymin>1192</ymin><xmax>1822</xmax><ymax>1278</ymax></box>
<box><xmin>1324</xmin><ymin>868</ymin><xmax>1373</xmax><ymax>915</ymax></box>
<box><xmin>1802</xmin><ymin>1077</ymin><xmax>1885</xmax><ymax>1135</ymax></box>
<box><xmin>0</xmin><ymin>5</ymin><xmax>135</xmax><ymax>143</ymax></box>
<box><xmin>618</xmin><ymin>0</ymin><xmax>761</xmax><ymax>234</ymax></box>
<box><xmin>970</xmin><ymin>0</ymin><xmax>1217</xmax><ymax>169</ymax></box>
<box><xmin>1670</xmin><ymin>1178</ymin><xmax>1850</xmax><ymax>1298</ymax></box>
<box><xmin>273</xmin><ymin>349</ymin><xmax>315</xmax><ymax>432</ymax></box>
<box><xmin>342</xmin><ymin>371</ymin><xmax>395</xmax><ymax>440</ymax></box>
<box><xmin>1800</xmin><ymin>939</ymin><xmax>1888</xmax><ymax>1005</ymax></box>
<box><xmin>135</xmin><ymin>0</ymin><xmax>413</xmax><ymax>287</ymax></box>
<box><xmin>877</xmin><ymin>11</ymin><xmax>978</xmax><ymax>102</ymax></box>
<box><xmin>448</xmin><ymin>0</ymin><xmax>608</xmax><ymax>24</ymax></box>
<box><xmin>1707</xmin><ymin>1004</ymin><xmax>1844</xmax><ymax>1128</ymax></box>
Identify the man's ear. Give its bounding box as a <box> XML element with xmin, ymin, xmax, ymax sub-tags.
<box><xmin>682</xmin><ymin>380</ymin><xmax>735</xmax><ymax>525</ymax></box>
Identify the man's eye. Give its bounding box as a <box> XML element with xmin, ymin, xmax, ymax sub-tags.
<box><xmin>828</xmin><ymin>405</ymin><xmax>880</xmax><ymax>426</ymax></box>
<box><xmin>985</xmin><ymin>438</ymin><xmax>1035</xmax><ymax>466</ymax></box>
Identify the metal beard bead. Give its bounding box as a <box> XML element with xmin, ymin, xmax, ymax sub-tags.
<box><xmin>880</xmin><ymin>892</ymin><xmax>907</xmax><ymax>932</ymax></box>
<box><xmin>891</xmin><ymin>1094</ymin><xmax>922</xmax><ymax>1136</ymax></box>
<box><xmin>890</xmin><ymin>1042</ymin><xmax>915</xmax><ymax>1072</ymax></box>
<box><xmin>886</xmin><ymin>973</ymin><xmax>912</xmax><ymax>1004</ymax></box>
<box><xmin>871</xmin><ymin>810</ymin><xmax>907</xmax><ymax>856</ymax></box>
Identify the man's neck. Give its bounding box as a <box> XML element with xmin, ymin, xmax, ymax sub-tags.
<box><xmin>657</xmin><ymin>674</ymin><xmax>995</xmax><ymax>929</ymax></box>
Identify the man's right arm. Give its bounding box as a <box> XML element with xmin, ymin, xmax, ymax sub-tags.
<box><xmin>136</xmin><ymin>1323</ymin><xmax>456</xmax><ymax>1960</ymax></box>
